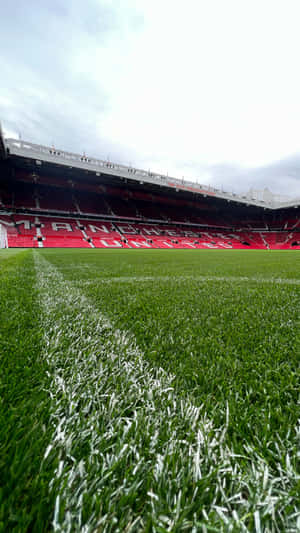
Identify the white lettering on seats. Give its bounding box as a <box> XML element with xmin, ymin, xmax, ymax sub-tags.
<box><xmin>165</xmin><ymin>230</ymin><xmax>180</xmax><ymax>236</ymax></box>
<box><xmin>181</xmin><ymin>241</ymin><xmax>196</xmax><ymax>248</ymax></box>
<box><xmin>142</xmin><ymin>227</ymin><xmax>160</xmax><ymax>236</ymax></box>
<box><xmin>100</xmin><ymin>239</ymin><xmax>122</xmax><ymax>247</ymax></box>
<box><xmin>202</xmin><ymin>243</ymin><xmax>218</xmax><ymax>248</ymax></box>
<box><xmin>117</xmin><ymin>224</ymin><xmax>137</xmax><ymax>235</ymax></box>
<box><xmin>184</xmin><ymin>231</ymin><xmax>198</xmax><ymax>237</ymax></box>
<box><xmin>88</xmin><ymin>224</ymin><xmax>110</xmax><ymax>234</ymax></box>
<box><xmin>52</xmin><ymin>222</ymin><xmax>73</xmax><ymax>232</ymax></box>
<box><xmin>16</xmin><ymin>220</ymin><xmax>32</xmax><ymax>230</ymax></box>
<box><xmin>130</xmin><ymin>240</ymin><xmax>152</xmax><ymax>248</ymax></box>
<box><xmin>216</xmin><ymin>233</ymin><xmax>230</xmax><ymax>240</ymax></box>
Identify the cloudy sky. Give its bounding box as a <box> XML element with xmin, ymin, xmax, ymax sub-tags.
<box><xmin>1</xmin><ymin>0</ymin><xmax>300</xmax><ymax>198</ymax></box>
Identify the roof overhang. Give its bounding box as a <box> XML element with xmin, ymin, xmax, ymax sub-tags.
<box><xmin>4</xmin><ymin>138</ymin><xmax>300</xmax><ymax>211</ymax></box>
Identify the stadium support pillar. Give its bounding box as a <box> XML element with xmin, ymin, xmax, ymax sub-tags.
<box><xmin>0</xmin><ymin>224</ymin><xmax>8</xmax><ymax>248</ymax></box>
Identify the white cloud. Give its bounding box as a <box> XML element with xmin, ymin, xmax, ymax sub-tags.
<box><xmin>1</xmin><ymin>0</ymin><xmax>300</xmax><ymax>196</ymax></box>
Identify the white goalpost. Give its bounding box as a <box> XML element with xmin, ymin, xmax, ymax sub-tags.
<box><xmin>0</xmin><ymin>224</ymin><xmax>8</xmax><ymax>248</ymax></box>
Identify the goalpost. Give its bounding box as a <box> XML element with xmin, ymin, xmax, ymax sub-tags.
<box><xmin>0</xmin><ymin>224</ymin><xmax>8</xmax><ymax>248</ymax></box>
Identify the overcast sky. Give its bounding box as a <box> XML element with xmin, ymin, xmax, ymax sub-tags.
<box><xmin>1</xmin><ymin>0</ymin><xmax>300</xmax><ymax>198</ymax></box>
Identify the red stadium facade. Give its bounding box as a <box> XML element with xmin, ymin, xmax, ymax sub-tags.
<box><xmin>0</xmin><ymin>133</ymin><xmax>299</xmax><ymax>250</ymax></box>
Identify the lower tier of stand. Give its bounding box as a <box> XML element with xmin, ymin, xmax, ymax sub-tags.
<box><xmin>1</xmin><ymin>213</ymin><xmax>299</xmax><ymax>250</ymax></box>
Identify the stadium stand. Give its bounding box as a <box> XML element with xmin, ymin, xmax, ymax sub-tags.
<box><xmin>0</xmin><ymin>135</ymin><xmax>299</xmax><ymax>250</ymax></box>
<box><xmin>1</xmin><ymin>208</ymin><xmax>299</xmax><ymax>249</ymax></box>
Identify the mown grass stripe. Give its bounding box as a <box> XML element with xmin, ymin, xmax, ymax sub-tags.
<box><xmin>34</xmin><ymin>252</ymin><xmax>299</xmax><ymax>532</ymax></box>
<box><xmin>0</xmin><ymin>250</ymin><xmax>55</xmax><ymax>532</ymax></box>
<box><xmin>0</xmin><ymin>249</ymin><xmax>28</xmax><ymax>262</ymax></box>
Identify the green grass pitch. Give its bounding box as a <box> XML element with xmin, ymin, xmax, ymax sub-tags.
<box><xmin>0</xmin><ymin>249</ymin><xmax>299</xmax><ymax>532</ymax></box>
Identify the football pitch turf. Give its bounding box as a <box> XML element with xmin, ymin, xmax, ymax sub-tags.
<box><xmin>0</xmin><ymin>249</ymin><xmax>299</xmax><ymax>532</ymax></box>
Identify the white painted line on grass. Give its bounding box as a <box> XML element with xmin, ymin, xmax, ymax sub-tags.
<box><xmin>69</xmin><ymin>275</ymin><xmax>300</xmax><ymax>286</ymax></box>
<box><xmin>34</xmin><ymin>253</ymin><xmax>300</xmax><ymax>532</ymax></box>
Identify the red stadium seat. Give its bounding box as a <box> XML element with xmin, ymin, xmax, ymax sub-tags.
<box><xmin>1</xmin><ymin>169</ymin><xmax>299</xmax><ymax>249</ymax></box>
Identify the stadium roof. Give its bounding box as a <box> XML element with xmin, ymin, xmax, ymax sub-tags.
<box><xmin>3</xmin><ymin>135</ymin><xmax>300</xmax><ymax>211</ymax></box>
